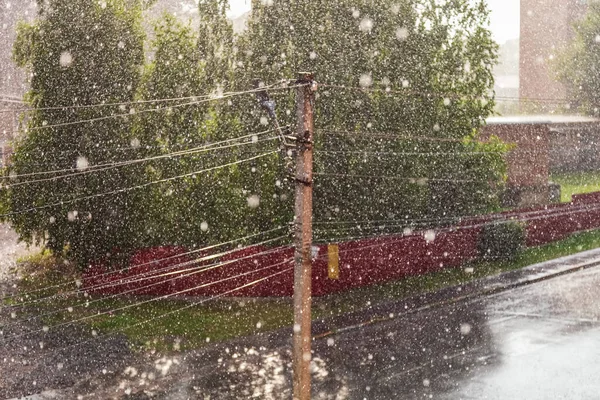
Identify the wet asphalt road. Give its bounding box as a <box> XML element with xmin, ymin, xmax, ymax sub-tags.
<box><xmin>314</xmin><ymin>265</ymin><xmax>600</xmax><ymax>400</ymax></box>
<box><xmin>180</xmin><ymin>264</ymin><xmax>600</xmax><ymax>400</ymax></box>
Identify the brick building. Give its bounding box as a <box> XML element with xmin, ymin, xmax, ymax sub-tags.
<box><xmin>520</xmin><ymin>0</ymin><xmax>587</xmax><ymax>111</ymax></box>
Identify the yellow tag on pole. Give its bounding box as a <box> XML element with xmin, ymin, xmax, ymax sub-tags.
<box><xmin>328</xmin><ymin>244</ymin><xmax>340</xmax><ymax>280</ymax></box>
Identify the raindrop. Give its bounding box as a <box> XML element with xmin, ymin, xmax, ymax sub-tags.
<box><xmin>247</xmin><ymin>195</ymin><xmax>260</xmax><ymax>209</ymax></box>
<box><xmin>359</xmin><ymin>18</ymin><xmax>374</xmax><ymax>33</ymax></box>
<box><xmin>460</xmin><ymin>323</ymin><xmax>472</xmax><ymax>335</ymax></box>
<box><xmin>59</xmin><ymin>51</ymin><xmax>73</xmax><ymax>68</ymax></box>
<box><xmin>424</xmin><ymin>230</ymin><xmax>436</xmax><ymax>243</ymax></box>
<box><xmin>130</xmin><ymin>138</ymin><xmax>140</xmax><ymax>148</ymax></box>
<box><xmin>76</xmin><ymin>156</ymin><xmax>89</xmax><ymax>171</ymax></box>
<box><xmin>396</xmin><ymin>27</ymin><xmax>409</xmax><ymax>41</ymax></box>
<box><xmin>359</xmin><ymin>74</ymin><xmax>373</xmax><ymax>88</ymax></box>
<box><xmin>200</xmin><ymin>222</ymin><xmax>209</xmax><ymax>232</ymax></box>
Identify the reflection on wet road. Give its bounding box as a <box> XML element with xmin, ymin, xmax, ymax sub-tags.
<box><xmin>189</xmin><ymin>265</ymin><xmax>600</xmax><ymax>400</ymax></box>
<box><xmin>321</xmin><ymin>266</ymin><xmax>600</xmax><ymax>400</ymax></box>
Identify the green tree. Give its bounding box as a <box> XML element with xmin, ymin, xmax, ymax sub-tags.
<box><xmin>235</xmin><ymin>0</ymin><xmax>506</xmax><ymax>234</ymax></box>
<box><xmin>556</xmin><ymin>2</ymin><xmax>600</xmax><ymax>115</ymax></box>
<box><xmin>5</xmin><ymin>0</ymin><xmax>145</xmax><ymax>267</ymax></box>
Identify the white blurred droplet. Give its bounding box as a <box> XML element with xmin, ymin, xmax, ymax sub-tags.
<box><xmin>43</xmin><ymin>326</ymin><xmax>49</xmax><ymax>332</ymax></box>
<box><xmin>443</xmin><ymin>98</ymin><xmax>451</xmax><ymax>106</ymax></box>
<box><xmin>251</xmin><ymin>135</ymin><xmax>259</xmax><ymax>143</ymax></box>
<box><xmin>359</xmin><ymin>18</ymin><xmax>373</xmax><ymax>33</ymax></box>
<box><xmin>76</xmin><ymin>156</ymin><xmax>89</xmax><ymax>171</ymax></box>
<box><xmin>260</xmin><ymin>116</ymin><xmax>269</xmax><ymax>126</ymax></box>
<box><xmin>117</xmin><ymin>41</ymin><xmax>125</xmax><ymax>49</ymax></box>
<box><xmin>423</xmin><ymin>378</ymin><xmax>431</xmax><ymax>387</ymax></box>
<box><xmin>130</xmin><ymin>138</ymin><xmax>140</xmax><ymax>148</ymax></box>
<box><xmin>424</xmin><ymin>230</ymin><xmax>436</xmax><ymax>243</ymax></box>
<box><xmin>464</xmin><ymin>267</ymin><xmax>474</xmax><ymax>274</ymax></box>
<box><xmin>460</xmin><ymin>323</ymin><xmax>472</xmax><ymax>335</ymax></box>
<box><xmin>59</xmin><ymin>51</ymin><xmax>73</xmax><ymax>68</ymax></box>
<box><xmin>327</xmin><ymin>338</ymin><xmax>335</xmax><ymax>346</ymax></box>
<box><xmin>433</xmin><ymin>123</ymin><xmax>441</xmax><ymax>132</ymax></box>
<box><xmin>293</xmin><ymin>324</ymin><xmax>301</xmax><ymax>333</ymax></box>
<box><xmin>67</xmin><ymin>211</ymin><xmax>78</xmax><ymax>222</ymax></box>
<box><xmin>256</xmin><ymin>322</ymin><xmax>262</xmax><ymax>329</ymax></box>
<box><xmin>396</xmin><ymin>27</ymin><xmax>409</xmax><ymax>40</ymax></box>
<box><xmin>247</xmin><ymin>195</ymin><xmax>260</xmax><ymax>209</ymax></box>
<box><xmin>49</xmin><ymin>216</ymin><xmax>56</xmax><ymax>224</ymax></box>
<box><xmin>309</xmin><ymin>51</ymin><xmax>317</xmax><ymax>60</ymax></box>
<box><xmin>200</xmin><ymin>221</ymin><xmax>209</xmax><ymax>232</ymax></box>
<box><xmin>359</xmin><ymin>74</ymin><xmax>373</xmax><ymax>88</ymax></box>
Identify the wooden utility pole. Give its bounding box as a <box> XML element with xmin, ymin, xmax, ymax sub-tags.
<box><xmin>293</xmin><ymin>72</ymin><xmax>316</xmax><ymax>400</ymax></box>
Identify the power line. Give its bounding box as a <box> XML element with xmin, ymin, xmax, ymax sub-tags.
<box><xmin>2</xmin><ymin>258</ymin><xmax>294</xmax><ymax>343</ymax></box>
<box><xmin>4</xmin><ymin>242</ymin><xmax>292</xmax><ymax>330</ymax></box>
<box><xmin>0</xmin><ymin>150</ymin><xmax>278</xmax><ymax>218</ymax></box>
<box><xmin>0</xmin><ymin>81</ymin><xmax>296</xmax><ymax>114</ymax></box>
<box><xmin>313</xmin><ymin>201</ymin><xmax>600</xmax><ymax>243</ymax></box>
<box><xmin>313</xmin><ymin>172</ymin><xmax>490</xmax><ymax>183</ymax></box>
<box><xmin>2</xmin><ymin>135</ymin><xmax>278</xmax><ymax>188</ymax></box>
<box><xmin>21</xmin><ymin>266</ymin><xmax>294</xmax><ymax>358</ymax></box>
<box><xmin>317</xmin><ymin>129</ymin><xmax>465</xmax><ymax>142</ymax></box>
<box><xmin>0</xmin><ymin>227</ymin><xmax>289</xmax><ymax>306</ymax></box>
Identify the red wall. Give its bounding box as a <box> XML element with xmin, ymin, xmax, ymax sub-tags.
<box><xmin>83</xmin><ymin>196</ymin><xmax>600</xmax><ymax>298</ymax></box>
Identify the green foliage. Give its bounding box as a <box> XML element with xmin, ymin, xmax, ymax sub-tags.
<box><xmin>556</xmin><ymin>2</ymin><xmax>600</xmax><ymax>114</ymax></box>
<box><xmin>478</xmin><ymin>221</ymin><xmax>526</xmax><ymax>261</ymax></box>
<box><xmin>236</xmin><ymin>0</ymin><xmax>505</xmax><ymax>233</ymax></box>
<box><xmin>3</xmin><ymin>0</ymin><xmax>508</xmax><ymax>267</ymax></box>
<box><xmin>5</xmin><ymin>0</ymin><xmax>145</xmax><ymax>266</ymax></box>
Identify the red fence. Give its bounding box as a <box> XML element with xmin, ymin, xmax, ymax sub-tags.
<box><xmin>83</xmin><ymin>195</ymin><xmax>600</xmax><ymax>298</ymax></box>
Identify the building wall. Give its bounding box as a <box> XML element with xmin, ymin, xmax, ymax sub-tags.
<box><xmin>481</xmin><ymin>123</ymin><xmax>550</xmax><ymax>188</ymax></box>
<box><xmin>549</xmin><ymin>123</ymin><xmax>600</xmax><ymax>173</ymax></box>
<box><xmin>519</xmin><ymin>0</ymin><xmax>587</xmax><ymax>111</ymax></box>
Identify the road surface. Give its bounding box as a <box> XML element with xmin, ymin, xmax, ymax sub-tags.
<box><xmin>2</xmin><ymin>229</ymin><xmax>600</xmax><ymax>399</ymax></box>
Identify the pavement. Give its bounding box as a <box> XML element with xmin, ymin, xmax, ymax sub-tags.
<box><xmin>4</xmin><ymin>233</ymin><xmax>600</xmax><ymax>398</ymax></box>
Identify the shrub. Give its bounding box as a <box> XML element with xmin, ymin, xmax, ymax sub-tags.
<box><xmin>478</xmin><ymin>221</ymin><xmax>526</xmax><ymax>261</ymax></box>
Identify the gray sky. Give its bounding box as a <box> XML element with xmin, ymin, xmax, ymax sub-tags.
<box><xmin>227</xmin><ymin>0</ymin><xmax>521</xmax><ymax>44</ymax></box>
